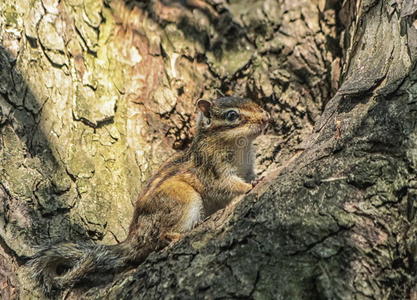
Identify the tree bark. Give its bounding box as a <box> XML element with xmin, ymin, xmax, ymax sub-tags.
<box><xmin>1</xmin><ymin>0</ymin><xmax>416</xmax><ymax>299</ymax></box>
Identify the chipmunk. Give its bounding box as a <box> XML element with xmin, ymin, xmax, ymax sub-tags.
<box><xmin>28</xmin><ymin>96</ymin><xmax>270</xmax><ymax>295</ymax></box>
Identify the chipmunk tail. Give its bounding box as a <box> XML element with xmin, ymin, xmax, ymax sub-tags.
<box><xmin>27</xmin><ymin>241</ymin><xmax>130</xmax><ymax>296</ymax></box>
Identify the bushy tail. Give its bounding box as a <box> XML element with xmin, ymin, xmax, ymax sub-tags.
<box><xmin>27</xmin><ymin>241</ymin><xmax>131</xmax><ymax>296</ymax></box>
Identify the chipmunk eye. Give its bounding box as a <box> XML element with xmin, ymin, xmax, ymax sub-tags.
<box><xmin>225</xmin><ymin>110</ymin><xmax>239</xmax><ymax>122</ymax></box>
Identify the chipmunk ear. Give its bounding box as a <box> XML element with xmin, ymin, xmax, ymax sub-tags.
<box><xmin>197</xmin><ymin>99</ymin><xmax>212</xmax><ymax>118</ymax></box>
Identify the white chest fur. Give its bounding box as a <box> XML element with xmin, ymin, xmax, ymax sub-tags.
<box><xmin>235</xmin><ymin>143</ymin><xmax>255</xmax><ymax>182</ymax></box>
<box><xmin>181</xmin><ymin>196</ymin><xmax>203</xmax><ymax>231</ymax></box>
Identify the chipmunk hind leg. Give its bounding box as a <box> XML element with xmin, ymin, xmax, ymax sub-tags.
<box><xmin>162</xmin><ymin>192</ymin><xmax>203</xmax><ymax>244</ymax></box>
<box><xmin>138</xmin><ymin>178</ymin><xmax>203</xmax><ymax>246</ymax></box>
<box><xmin>161</xmin><ymin>178</ymin><xmax>203</xmax><ymax>231</ymax></box>
<box><xmin>126</xmin><ymin>177</ymin><xmax>203</xmax><ymax>260</ymax></box>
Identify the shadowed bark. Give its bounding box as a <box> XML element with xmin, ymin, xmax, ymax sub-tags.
<box><xmin>1</xmin><ymin>0</ymin><xmax>416</xmax><ymax>299</ymax></box>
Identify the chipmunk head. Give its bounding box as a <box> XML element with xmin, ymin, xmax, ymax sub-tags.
<box><xmin>196</xmin><ymin>96</ymin><xmax>270</xmax><ymax>142</ymax></box>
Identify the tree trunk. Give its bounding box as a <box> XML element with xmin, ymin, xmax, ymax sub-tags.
<box><xmin>0</xmin><ymin>0</ymin><xmax>416</xmax><ymax>299</ymax></box>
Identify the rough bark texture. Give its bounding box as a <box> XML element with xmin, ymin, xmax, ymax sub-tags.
<box><xmin>1</xmin><ymin>0</ymin><xmax>416</xmax><ymax>299</ymax></box>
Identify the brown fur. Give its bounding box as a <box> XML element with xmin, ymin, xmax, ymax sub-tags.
<box><xmin>27</xmin><ymin>96</ymin><xmax>269</xmax><ymax>295</ymax></box>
